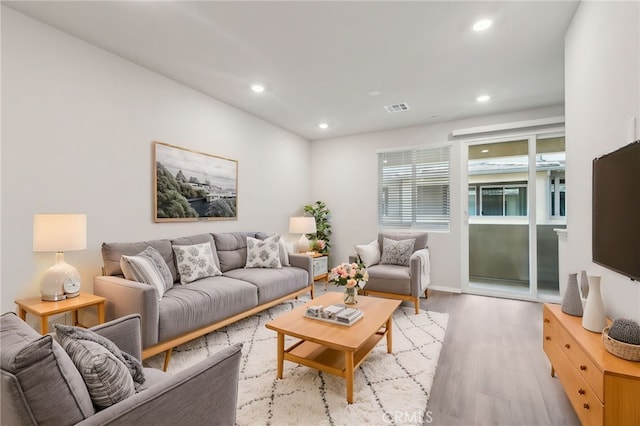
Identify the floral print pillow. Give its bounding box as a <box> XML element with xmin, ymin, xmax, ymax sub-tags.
<box><xmin>380</xmin><ymin>237</ymin><xmax>416</xmax><ymax>266</ymax></box>
<box><xmin>172</xmin><ymin>242</ymin><xmax>222</xmax><ymax>285</ymax></box>
<box><xmin>245</xmin><ymin>234</ymin><xmax>283</xmax><ymax>269</ymax></box>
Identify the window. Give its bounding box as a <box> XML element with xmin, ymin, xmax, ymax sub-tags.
<box><xmin>378</xmin><ymin>146</ymin><xmax>451</xmax><ymax>231</ymax></box>
<box><xmin>469</xmin><ymin>182</ymin><xmax>527</xmax><ymax>216</ymax></box>
<box><xmin>550</xmin><ymin>172</ymin><xmax>566</xmax><ymax>217</ymax></box>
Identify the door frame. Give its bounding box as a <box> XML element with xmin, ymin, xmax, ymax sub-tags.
<box><xmin>460</xmin><ymin>128</ymin><xmax>565</xmax><ymax>302</ymax></box>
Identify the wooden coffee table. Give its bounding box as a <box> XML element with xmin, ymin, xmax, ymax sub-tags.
<box><xmin>265</xmin><ymin>292</ymin><xmax>401</xmax><ymax>403</ymax></box>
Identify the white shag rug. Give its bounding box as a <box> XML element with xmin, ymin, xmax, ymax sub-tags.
<box><xmin>145</xmin><ymin>299</ymin><xmax>448</xmax><ymax>426</ymax></box>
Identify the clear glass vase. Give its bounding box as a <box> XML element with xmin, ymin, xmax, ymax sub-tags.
<box><xmin>343</xmin><ymin>287</ymin><xmax>358</xmax><ymax>305</ymax></box>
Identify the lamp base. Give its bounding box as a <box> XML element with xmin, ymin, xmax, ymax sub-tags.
<box><xmin>296</xmin><ymin>234</ymin><xmax>310</xmax><ymax>253</ymax></box>
<box><xmin>40</xmin><ymin>252</ymin><xmax>78</xmax><ymax>302</ymax></box>
<box><xmin>41</xmin><ymin>293</ymin><xmax>67</xmax><ymax>302</ymax></box>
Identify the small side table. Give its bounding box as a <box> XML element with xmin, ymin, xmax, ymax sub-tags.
<box><xmin>309</xmin><ymin>252</ymin><xmax>329</xmax><ymax>289</ymax></box>
<box><xmin>15</xmin><ymin>292</ymin><xmax>106</xmax><ymax>334</ymax></box>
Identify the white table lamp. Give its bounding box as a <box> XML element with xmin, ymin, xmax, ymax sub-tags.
<box><xmin>289</xmin><ymin>216</ymin><xmax>317</xmax><ymax>253</ymax></box>
<box><xmin>33</xmin><ymin>214</ymin><xmax>87</xmax><ymax>301</ymax></box>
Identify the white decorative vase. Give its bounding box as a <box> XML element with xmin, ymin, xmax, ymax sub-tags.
<box><xmin>582</xmin><ymin>275</ymin><xmax>607</xmax><ymax>333</ymax></box>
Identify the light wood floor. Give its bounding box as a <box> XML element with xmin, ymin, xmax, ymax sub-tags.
<box><xmin>313</xmin><ymin>284</ymin><xmax>580</xmax><ymax>425</ymax></box>
<box><xmin>422</xmin><ymin>291</ymin><xmax>580</xmax><ymax>426</ymax></box>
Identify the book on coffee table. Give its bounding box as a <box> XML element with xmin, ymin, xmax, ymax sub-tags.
<box><xmin>304</xmin><ymin>304</ymin><xmax>364</xmax><ymax>326</ymax></box>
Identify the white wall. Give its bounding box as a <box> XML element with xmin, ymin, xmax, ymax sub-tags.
<box><xmin>565</xmin><ymin>1</ymin><xmax>640</xmax><ymax>322</ymax></box>
<box><xmin>1</xmin><ymin>7</ymin><xmax>311</xmax><ymax>313</ymax></box>
<box><xmin>309</xmin><ymin>105</ymin><xmax>563</xmax><ymax>292</ymax></box>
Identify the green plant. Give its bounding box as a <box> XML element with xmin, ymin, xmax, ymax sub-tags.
<box><xmin>303</xmin><ymin>200</ymin><xmax>331</xmax><ymax>254</ymax></box>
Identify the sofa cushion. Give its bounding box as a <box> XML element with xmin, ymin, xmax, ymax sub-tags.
<box><xmin>355</xmin><ymin>240</ymin><xmax>381</xmax><ymax>268</ymax></box>
<box><xmin>224</xmin><ymin>267</ymin><xmax>308</xmax><ymax>305</ymax></box>
<box><xmin>380</xmin><ymin>237</ymin><xmax>415</xmax><ymax>266</ymax></box>
<box><xmin>56</xmin><ymin>333</ymin><xmax>135</xmax><ymax>410</ymax></box>
<box><xmin>212</xmin><ymin>232</ymin><xmax>261</xmax><ymax>272</ymax></box>
<box><xmin>171</xmin><ymin>233</ymin><xmax>221</xmax><ymax>272</ymax></box>
<box><xmin>121</xmin><ymin>246</ymin><xmax>173</xmax><ymax>299</ymax></box>
<box><xmin>172</xmin><ymin>242</ymin><xmax>222</xmax><ymax>284</ymax></box>
<box><xmin>158</xmin><ymin>276</ymin><xmax>258</xmax><ymax>342</ymax></box>
<box><xmin>245</xmin><ymin>234</ymin><xmax>282</xmax><ymax>269</ymax></box>
<box><xmin>0</xmin><ymin>313</ymin><xmax>95</xmax><ymax>425</ymax></box>
<box><xmin>365</xmin><ymin>264</ymin><xmax>412</xmax><ymax>295</ymax></box>
<box><xmin>102</xmin><ymin>239</ymin><xmax>177</xmax><ymax>283</ymax></box>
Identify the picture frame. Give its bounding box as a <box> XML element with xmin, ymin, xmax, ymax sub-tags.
<box><xmin>153</xmin><ymin>141</ymin><xmax>238</xmax><ymax>222</ymax></box>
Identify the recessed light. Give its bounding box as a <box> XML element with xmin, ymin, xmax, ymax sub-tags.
<box><xmin>481</xmin><ymin>149</ymin><xmax>489</xmax><ymax>153</ymax></box>
<box><xmin>473</xmin><ymin>19</ymin><xmax>492</xmax><ymax>31</ymax></box>
<box><xmin>476</xmin><ymin>95</ymin><xmax>491</xmax><ymax>103</ymax></box>
<box><xmin>251</xmin><ymin>84</ymin><xmax>265</xmax><ymax>93</ymax></box>
<box><xmin>318</xmin><ymin>123</ymin><xmax>329</xmax><ymax>129</ymax></box>
<box><xmin>368</xmin><ymin>90</ymin><xmax>381</xmax><ymax>96</ymax></box>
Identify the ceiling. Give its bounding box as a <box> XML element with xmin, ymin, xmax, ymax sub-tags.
<box><xmin>4</xmin><ymin>1</ymin><xmax>579</xmax><ymax>141</ymax></box>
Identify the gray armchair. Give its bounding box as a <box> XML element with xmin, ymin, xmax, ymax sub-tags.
<box><xmin>1</xmin><ymin>312</ymin><xmax>242</xmax><ymax>426</ymax></box>
<box><xmin>353</xmin><ymin>232</ymin><xmax>430</xmax><ymax>314</ymax></box>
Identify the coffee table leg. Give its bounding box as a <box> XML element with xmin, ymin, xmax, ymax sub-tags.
<box><xmin>277</xmin><ymin>332</ymin><xmax>284</xmax><ymax>379</ymax></box>
<box><xmin>386</xmin><ymin>316</ymin><xmax>393</xmax><ymax>353</ymax></box>
<box><xmin>346</xmin><ymin>351</ymin><xmax>354</xmax><ymax>404</ymax></box>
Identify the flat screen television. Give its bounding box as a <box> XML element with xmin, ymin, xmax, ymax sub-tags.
<box><xmin>592</xmin><ymin>140</ymin><xmax>640</xmax><ymax>281</ymax></box>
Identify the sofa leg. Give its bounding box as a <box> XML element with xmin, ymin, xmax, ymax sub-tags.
<box><xmin>163</xmin><ymin>348</ymin><xmax>173</xmax><ymax>372</ymax></box>
<box><xmin>414</xmin><ymin>298</ymin><xmax>420</xmax><ymax>315</ymax></box>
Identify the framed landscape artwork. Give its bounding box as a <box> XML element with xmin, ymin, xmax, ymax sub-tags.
<box><xmin>153</xmin><ymin>141</ymin><xmax>238</xmax><ymax>222</ymax></box>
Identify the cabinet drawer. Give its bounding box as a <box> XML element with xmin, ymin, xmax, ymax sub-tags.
<box><xmin>556</xmin><ymin>323</ymin><xmax>604</xmax><ymax>401</ymax></box>
<box><xmin>312</xmin><ymin>256</ymin><xmax>328</xmax><ymax>278</ymax></box>
<box><xmin>554</xmin><ymin>347</ymin><xmax>604</xmax><ymax>426</ymax></box>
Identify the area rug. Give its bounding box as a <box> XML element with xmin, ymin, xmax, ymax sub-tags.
<box><xmin>145</xmin><ymin>299</ymin><xmax>448</xmax><ymax>425</ymax></box>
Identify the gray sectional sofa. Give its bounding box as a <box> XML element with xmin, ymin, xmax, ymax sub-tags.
<box><xmin>94</xmin><ymin>232</ymin><xmax>314</xmax><ymax>368</ymax></box>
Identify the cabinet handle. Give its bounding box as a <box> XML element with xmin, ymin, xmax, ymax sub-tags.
<box><xmin>545</xmin><ymin>336</ymin><xmax>551</xmax><ymax>341</ymax></box>
<box><xmin>583</xmin><ymin>403</ymin><xmax>590</xmax><ymax>410</ymax></box>
<box><xmin>580</xmin><ymin>365</ymin><xmax>587</xmax><ymax>371</ymax></box>
<box><xmin>578</xmin><ymin>388</ymin><xmax>585</xmax><ymax>395</ymax></box>
<box><xmin>564</xmin><ymin>343</ymin><xmax>571</xmax><ymax>349</ymax></box>
<box><xmin>544</xmin><ymin>318</ymin><xmax>550</xmax><ymax>323</ymax></box>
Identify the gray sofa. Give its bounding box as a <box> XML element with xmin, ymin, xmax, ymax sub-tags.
<box><xmin>94</xmin><ymin>232</ymin><xmax>313</xmax><ymax>368</ymax></box>
<box><xmin>0</xmin><ymin>312</ymin><xmax>242</xmax><ymax>426</ymax></box>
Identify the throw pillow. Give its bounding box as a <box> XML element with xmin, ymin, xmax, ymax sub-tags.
<box><xmin>278</xmin><ymin>237</ymin><xmax>290</xmax><ymax>267</ymax></box>
<box><xmin>245</xmin><ymin>234</ymin><xmax>282</xmax><ymax>269</ymax></box>
<box><xmin>172</xmin><ymin>242</ymin><xmax>222</xmax><ymax>284</ymax></box>
<box><xmin>355</xmin><ymin>240</ymin><xmax>381</xmax><ymax>268</ymax></box>
<box><xmin>120</xmin><ymin>246</ymin><xmax>173</xmax><ymax>300</ymax></box>
<box><xmin>380</xmin><ymin>237</ymin><xmax>416</xmax><ymax>266</ymax></box>
<box><xmin>55</xmin><ymin>324</ymin><xmax>146</xmax><ymax>410</ymax></box>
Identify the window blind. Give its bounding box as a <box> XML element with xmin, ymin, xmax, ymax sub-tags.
<box><xmin>378</xmin><ymin>146</ymin><xmax>451</xmax><ymax>231</ymax></box>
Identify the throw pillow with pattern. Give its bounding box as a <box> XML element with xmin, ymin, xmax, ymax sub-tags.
<box><xmin>245</xmin><ymin>234</ymin><xmax>282</xmax><ymax>269</ymax></box>
<box><xmin>380</xmin><ymin>237</ymin><xmax>416</xmax><ymax>266</ymax></box>
<box><xmin>172</xmin><ymin>242</ymin><xmax>222</xmax><ymax>285</ymax></box>
<box><xmin>120</xmin><ymin>246</ymin><xmax>173</xmax><ymax>300</ymax></box>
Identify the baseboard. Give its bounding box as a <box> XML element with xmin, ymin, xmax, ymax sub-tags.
<box><xmin>425</xmin><ymin>285</ymin><xmax>462</xmax><ymax>295</ymax></box>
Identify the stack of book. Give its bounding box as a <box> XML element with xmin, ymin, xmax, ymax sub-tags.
<box><xmin>305</xmin><ymin>304</ymin><xmax>364</xmax><ymax>326</ymax></box>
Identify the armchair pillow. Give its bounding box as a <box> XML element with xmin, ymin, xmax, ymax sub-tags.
<box><xmin>54</xmin><ymin>324</ymin><xmax>146</xmax><ymax>410</ymax></box>
<box><xmin>245</xmin><ymin>234</ymin><xmax>282</xmax><ymax>269</ymax></box>
<box><xmin>355</xmin><ymin>240</ymin><xmax>381</xmax><ymax>268</ymax></box>
<box><xmin>380</xmin><ymin>237</ymin><xmax>415</xmax><ymax>266</ymax></box>
<box><xmin>173</xmin><ymin>242</ymin><xmax>222</xmax><ymax>284</ymax></box>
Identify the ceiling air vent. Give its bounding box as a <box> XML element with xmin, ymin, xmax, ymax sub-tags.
<box><xmin>384</xmin><ymin>103</ymin><xmax>410</xmax><ymax>113</ymax></box>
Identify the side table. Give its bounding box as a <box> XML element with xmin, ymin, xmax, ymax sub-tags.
<box><xmin>15</xmin><ymin>292</ymin><xmax>106</xmax><ymax>334</ymax></box>
<box><xmin>309</xmin><ymin>252</ymin><xmax>329</xmax><ymax>289</ymax></box>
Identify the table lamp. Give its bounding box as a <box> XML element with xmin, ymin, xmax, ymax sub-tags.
<box><xmin>33</xmin><ymin>213</ymin><xmax>87</xmax><ymax>301</ymax></box>
<box><xmin>289</xmin><ymin>216</ymin><xmax>317</xmax><ymax>253</ymax></box>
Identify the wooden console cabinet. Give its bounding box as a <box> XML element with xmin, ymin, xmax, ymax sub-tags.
<box><xmin>543</xmin><ymin>304</ymin><xmax>640</xmax><ymax>425</ymax></box>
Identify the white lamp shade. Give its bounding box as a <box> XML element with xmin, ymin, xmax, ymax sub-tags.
<box><xmin>289</xmin><ymin>216</ymin><xmax>317</xmax><ymax>234</ymax></box>
<box><xmin>33</xmin><ymin>214</ymin><xmax>87</xmax><ymax>252</ymax></box>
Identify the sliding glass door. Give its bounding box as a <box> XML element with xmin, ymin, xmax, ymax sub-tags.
<box><xmin>464</xmin><ymin>135</ymin><xmax>565</xmax><ymax>300</ymax></box>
